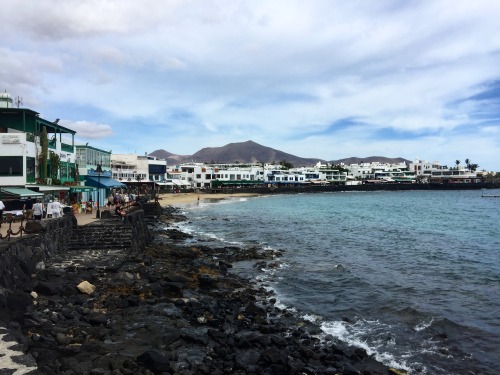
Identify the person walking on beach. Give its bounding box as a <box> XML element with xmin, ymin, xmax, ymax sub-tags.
<box><xmin>33</xmin><ymin>199</ymin><xmax>44</xmax><ymax>221</ymax></box>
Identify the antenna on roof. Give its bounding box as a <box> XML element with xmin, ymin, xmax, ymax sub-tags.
<box><xmin>15</xmin><ymin>96</ymin><xmax>23</xmax><ymax>108</ymax></box>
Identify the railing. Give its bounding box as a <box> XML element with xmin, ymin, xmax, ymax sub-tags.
<box><xmin>61</xmin><ymin>143</ymin><xmax>74</xmax><ymax>153</ymax></box>
<box><xmin>0</xmin><ymin>215</ymin><xmax>30</xmax><ymax>241</ymax></box>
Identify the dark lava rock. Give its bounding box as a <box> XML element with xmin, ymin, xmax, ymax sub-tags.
<box><xmin>137</xmin><ymin>350</ymin><xmax>171</xmax><ymax>372</ymax></box>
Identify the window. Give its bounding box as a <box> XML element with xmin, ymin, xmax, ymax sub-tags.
<box><xmin>0</xmin><ymin>156</ymin><xmax>23</xmax><ymax>176</ymax></box>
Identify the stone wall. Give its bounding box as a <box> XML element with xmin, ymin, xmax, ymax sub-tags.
<box><xmin>124</xmin><ymin>208</ymin><xmax>152</xmax><ymax>251</ymax></box>
<box><xmin>0</xmin><ymin>215</ymin><xmax>75</xmax><ymax>290</ymax></box>
<box><xmin>217</xmin><ymin>182</ymin><xmax>500</xmax><ymax>195</ymax></box>
<box><xmin>0</xmin><ymin>210</ymin><xmax>152</xmax><ymax>323</ymax></box>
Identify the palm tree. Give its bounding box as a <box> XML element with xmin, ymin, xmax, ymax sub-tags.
<box><xmin>455</xmin><ymin>160</ymin><xmax>460</xmax><ymax>170</ymax></box>
<box><xmin>465</xmin><ymin>158</ymin><xmax>471</xmax><ymax>170</ymax></box>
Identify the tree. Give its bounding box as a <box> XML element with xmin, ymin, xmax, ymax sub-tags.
<box><xmin>465</xmin><ymin>158</ymin><xmax>470</xmax><ymax>169</ymax></box>
<box><xmin>49</xmin><ymin>151</ymin><xmax>61</xmax><ymax>181</ymax></box>
<box><xmin>40</xmin><ymin>126</ymin><xmax>48</xmax><ymax>179</ymax></box>
<box><xmin>455</xmin><ymin>160</ymin><xmax>460</xmax><ymax>169</ymax></box>
<box><xmin>279</xmin><ymin>160</ymin><xmax>294</xmax><ymax>170</ymax></box>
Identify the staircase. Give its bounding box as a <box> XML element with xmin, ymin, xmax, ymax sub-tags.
<box><xmin>45</xmin><ymin>221</ymin><xmax>136</xmax><ymax>272</ymax></box>
<box><xmin>68</xmin><ymin>222</ymin><xmax>133</xmax><ymax>251</ymax></box>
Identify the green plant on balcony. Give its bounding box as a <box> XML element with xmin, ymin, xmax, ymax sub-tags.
<box><xmin>49</xmin><ymin>151</ymin><xmax>61</xmax><ymax>181</ymax></box>
<box><xmin>40</xmin><ymin>126</ymin><xmax>48</xmax><ymax>179</ymax></box>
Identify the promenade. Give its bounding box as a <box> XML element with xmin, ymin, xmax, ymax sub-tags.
<box><xmin>0</xmin><ymin>209</ymin><xmax>104</xmax><ymax>239</ymax></box>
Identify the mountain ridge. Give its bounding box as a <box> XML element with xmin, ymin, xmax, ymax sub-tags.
<box><xmin>149</xmin><ymin>140</ymin><xmax>410</xmax><ymax>166</ymax></box>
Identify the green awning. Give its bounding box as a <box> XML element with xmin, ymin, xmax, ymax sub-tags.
<box><xmin>1</xmin><ymin>187</ymin><xmax>44</xmax><ymax>198</ymax></box>
<box><xmin>70</xmin><ymin>186</ymin><xmax>97</xmax><ymax>193</ymax></box>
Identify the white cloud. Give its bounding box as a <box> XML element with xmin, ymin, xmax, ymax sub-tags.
<box><xmin>62</xmin><ymin>120</ymin><xmax>113</xmax><ymax>139</ymax></box>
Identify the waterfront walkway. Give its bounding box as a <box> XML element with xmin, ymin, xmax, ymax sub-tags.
<box><xmin>0</xmin><ymin>209</ymin><xmax>104</xmax><ymax>239</ymax></box>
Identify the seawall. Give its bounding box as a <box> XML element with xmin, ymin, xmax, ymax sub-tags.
<box><xmin>0</xmin><ymin>208</ymin><xmax>151</xmax><ymax>323</ymax></box>
<box><xmin>217</xmin><ymin>181</ymin><xmax>500</xmax><ymax>195</ymax></box>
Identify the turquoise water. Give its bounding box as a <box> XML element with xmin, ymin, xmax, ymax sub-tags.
<box><xmin>179</xmin><ymin>190</ymin><xmax>500</xmax><ymax>374</ymax></box>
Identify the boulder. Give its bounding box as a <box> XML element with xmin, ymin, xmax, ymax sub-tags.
<box><xmin>137</xmin><ymin>350</ymin><xmax>170</xmax><ymax>372</ymax></box>
<box><xmin>24</xmin><ymin>220</ymin><xmax>44</xmax><ymax>234</ymax></box>
<box><xmin>77</xmin><ymin>281</ymin><xmax>96</xmax><ymax>295</ymax></box>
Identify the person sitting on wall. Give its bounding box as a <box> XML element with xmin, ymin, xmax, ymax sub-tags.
<box><xmin>114</xmin><ymin>204</ymin><xmax>126</xmax><ymax>221</ymax></box>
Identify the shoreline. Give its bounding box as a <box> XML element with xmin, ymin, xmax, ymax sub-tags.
<box><xmin>0</xmin><ymin>205</ymin><xmax>400</xmax><ymax>374</ymax></box>
<box><xmin>158</xmin><ymin>191</ymin><xmax>261</xmax><ymax>206</ymax></box>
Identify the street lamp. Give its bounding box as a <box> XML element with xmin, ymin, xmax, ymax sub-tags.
<box><xmin>95</xmin><ymin>164</ymin><xmax>103</xmax><ymax>218</ymax></box>
<box><xmin>137</xmin><ymin>175</ymin><xmax>143</xmax><ymax>201</ymax></box>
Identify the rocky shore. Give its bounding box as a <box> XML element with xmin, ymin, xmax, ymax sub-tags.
<box><xmin>2</xmin><ymin>206</ymin><xmax>403</xmax><ymax>375</ymax></box>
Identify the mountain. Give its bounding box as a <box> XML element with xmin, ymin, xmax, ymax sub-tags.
<box><xmin>150</xmin><ymin>140</ymin><xmax>324</xmax><ymax>166</ymax></box>
<box><xmin>148</xmin><ymin>149</ymin><xmax>191</xmax><ymax>164</ymax></box>
<box><xmin>149</xmin><ymin>141</ymin><xmax>410</xmax><ymax>166</ymax></box>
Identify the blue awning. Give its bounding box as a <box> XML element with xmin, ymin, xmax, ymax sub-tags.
<box><xmin>85</xmin><ymin>176</ymin><xmax>127</xmax><ymax>188</ymax></box>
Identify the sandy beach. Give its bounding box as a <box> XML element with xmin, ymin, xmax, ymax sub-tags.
<box><xmin>157</xmin><ymin>191</ymin><xmax>260</xmax><ymax>206</ymax></box>
<box><xmin>0</xmin><ymin>193</ymin><xmax>258</xmax><ymax>238</ymax></box>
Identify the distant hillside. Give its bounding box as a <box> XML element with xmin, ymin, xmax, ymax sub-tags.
<box><xmin>150</xmin><ymin>141</ymin><xmax>410</xmax><ymax>167</ymax></box>
<box><xmin>149</xmin><ymin>149</ymin><xmax>192</xmax><ymax>164</ymax></box>
<box><xmin>150</xmin><ymin>140</ymin><xmax>323</xmax><ymax>166</ymax></box>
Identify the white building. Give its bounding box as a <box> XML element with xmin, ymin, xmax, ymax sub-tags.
<box><xmin>409</xmin><ymin>159</ymin><xmax>481</xmax><ymax>183</ymax></box>
<box><xmin>0</xmin><ymin>92</ymin><xmax>77</xmax><ymax>203</ymax></box>
<box><xmin>111</xmin><ymin>154</ymin><xmax>167</xmax><ymax>183</ymax></box>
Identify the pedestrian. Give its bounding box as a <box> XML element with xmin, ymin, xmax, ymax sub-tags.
<box><xmin>23</xmin><ymin>197</ymin><xmax>34</xmax><ymax>219</ymax></box>
<box><xmin>0</xmin><ymin>198</ymin><xmax>5</xmax><ymax>222</ymax></box>
<box><xmin>51</xmin><ymin>198</ymin><xmax>62</xmax><ymax>218</ymax></box>
<box><xmin>33</xmin><ymin>199</ymin><xmax>44</xmax><ymax>221</ymax></box>
<box><xmin>46</xmin><ymin>200</ymin><xmax>53</xmax><ymax>218</ymax></box>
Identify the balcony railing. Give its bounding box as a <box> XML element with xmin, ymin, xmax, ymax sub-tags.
<box><xmin>61</xmin><ymin>143</ymin><xmax>74</xmax><ymax>153</ymax></box>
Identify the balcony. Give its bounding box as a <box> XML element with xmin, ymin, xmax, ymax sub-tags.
<box><xmin>61</xmin><ymin>143</ymin><xmax>74</xmax><ymax>153</ymax></box>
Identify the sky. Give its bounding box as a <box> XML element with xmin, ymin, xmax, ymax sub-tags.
<box><xmin>1</xmin><ymin>0</ymin><xmax>499</xmax><ymax>170</ymax></box>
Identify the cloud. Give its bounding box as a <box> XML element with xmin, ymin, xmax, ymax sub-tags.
<box><xmin>61</xmin><ymin>120</ymin><xmax>113</xmax><ymax>140</ymax></box>
<box><xmin>0</xmin><ymin>0</ymin><xmax>499</xmax><ymax>170</ymax></box>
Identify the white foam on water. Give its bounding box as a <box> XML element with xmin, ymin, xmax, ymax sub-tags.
<box><xmin>414</xmin><ymin>317</ymin><xmax>434</xmax><ymax>332</ymax></box>
<box><xmin>301</xmin><ymin>313</ymin><xmax>323</xmax><ymax>323</ymax></box>
<box><xmin>321</xmin><ymin>320</ymin><xmax>413</xmax><ymax>373</ymax></box>
<box><xmin>0</xmin><ymin>330</ymin><xmax>37</xmax><ymax>374</ymax></box>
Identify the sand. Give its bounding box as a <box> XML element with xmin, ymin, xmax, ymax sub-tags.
<box><xmin>157</xmin><ymin>192</ymin><xmax>260</xmax><ymax>206</ymax></box>
<box><xmin>0</xmin><ymin>193</ymin><xmax>259</xmax><ymax>237</ymax></box>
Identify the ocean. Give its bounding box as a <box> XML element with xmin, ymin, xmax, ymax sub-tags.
<box><xmin>176</xmin><ymin>189</ymin><xmax>500</xmax><ymax>375</ymax></box>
